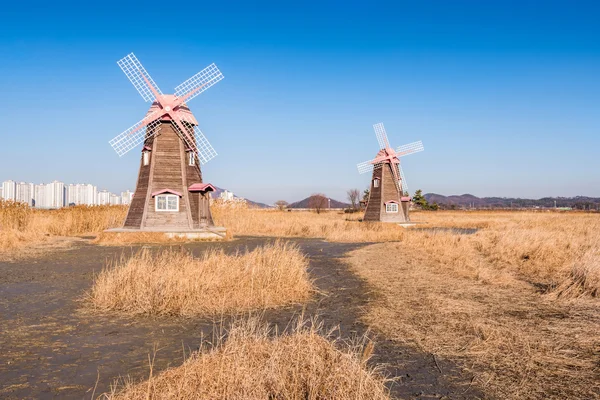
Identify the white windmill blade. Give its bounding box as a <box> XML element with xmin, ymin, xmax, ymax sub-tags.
<box><xmin>117</xmin><ymin>53</ymin><xmax>163</xmax><ymax>102</ymax></box>
<box><xmin>399</xmin><ymin>164</ymin><xmax>409</xmax><ymax>196</ymax></box>
<box><xmin>396</xmin><ymin>140</ymin><xmax>424</xmax><ymax>157</ymax></box>
<box><xmin>174</xmin><ymin>63</ymin><xmax>224</xmax><ymax>103</ymax></box>
<box><xmin>190</xmin><ymin>125</ymin><xmax>217</xmax><ymax>164</ymax></box>
<box><xmin>109</xmin><ymin>111</ymin><xmax>162</xmax><ymax>157</ymax></box>
<box><xmin>373</xmin><ymin>122</ymin><xmax>390</xmax><ymax>149</ymax></box>
<box><xmin>357</xmin><ymin>159</ymin><xmax>382</xmax><ymax>174</ymax></box>
<box><xmin>173</xmin><ymin>115</ymin><xmax>218</xmax><ymax>165</ymax></box>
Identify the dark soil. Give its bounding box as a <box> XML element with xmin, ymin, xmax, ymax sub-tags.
<box><xmin>0</xmin><ymin>237</ymin><xmax>484</xmax><ymax>399</ymax></box>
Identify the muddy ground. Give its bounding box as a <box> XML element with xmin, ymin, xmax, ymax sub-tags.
<box><xmin>0</xmin><ymin>237</ymin><xmax>484</xmax><ymax>399</ymax></box>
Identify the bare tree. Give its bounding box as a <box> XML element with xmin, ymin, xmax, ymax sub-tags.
<box><xmin>274</xmin><ymin>200</ymin><xmax>288</xmax><ymax>211</ymax></box>
<box><xmin>347</xmin><ymin>189</ymin><xmax>360</xmax><ymax>210</ymax></box>
<box><xmin>308</xmin><ymin>193</ymin><xmax>328</xmax><ymax>214</ymax></box>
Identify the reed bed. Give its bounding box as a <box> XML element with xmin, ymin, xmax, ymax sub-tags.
<box><xmin>88</xmin><ymin>241</ymin><xmax>312</xmax><ymax>317</ymax></box>
<box><xmin>0</xmin><ymin>200</ymin><xmax>127</xmax><ymax>253</ymax></box>
<box><xmin>102</xmin><ymin>317</ymin><xmax>389</xmax><ymax>400</ymax></box>
<box><xmin>212</xmin><ymin>205</ymin><xmax>406</xmax><ymax>242</ymax></box>
<box><xmin>215</xmin><ymin>206</ymin><xmax>600</xmax><ymax>291</ymax></box>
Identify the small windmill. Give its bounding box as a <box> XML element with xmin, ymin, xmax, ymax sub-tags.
<box><xmin>108</xmin><ymin>53</ymin><xmax>223</xmax><ymax>232</ymax></box>
<box><xmin>357</xmin><ymin>123</ymin><xmax>424</xmax><ymax>223</ymax></box>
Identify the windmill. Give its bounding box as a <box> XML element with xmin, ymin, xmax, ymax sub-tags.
<box><xmin>108</xmin><ymin>53</ymin><xmax>224</xmax><ymax>234</ymax></box>
<box><xmin>357</xmin><ymin>123</ymin><xmax>424</xmax><ymax>223</ymax></box>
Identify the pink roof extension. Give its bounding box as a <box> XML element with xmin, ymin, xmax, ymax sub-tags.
<box><xmin>188</xmin><ymin>183</ymin><xmax>216</xmax><ymax>192</ymax></box>
<box><xmin>151</xmin><ymin>189</ymin><xmax>182</xmax><ymax>197</ymax></box>
<box><xmin>401</xmin><ymin>196</ymin><xmax>411</xmax><ymax>202</ymax></box>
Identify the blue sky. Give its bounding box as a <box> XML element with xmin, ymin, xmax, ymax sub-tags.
<box><xmin>1</xmin><ymin>1</ymin><xmax>598</xmax><ymax>204</ymax></box>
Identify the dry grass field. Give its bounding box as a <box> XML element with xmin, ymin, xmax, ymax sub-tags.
<box><xmin>2</xmin><ymin>201</ymin><xmax>599</xmax><ymax>398</ymax></box>
<box><xmin>346</xmin><ymin>211</ymin><xmax>600</xmax><ymax>399</ymax></box>
<box><xmin>215</xmin><ymin>207</ymin><xmax>600</xmax><ymax>398</ymax></box>
<box><xmin>102</xmin><ymin>317</ymin><xmax>389</xmax><ymax>400</ymax></box>
<box><xmin>0</xmin><ymin>200</ymin><xmax>126</xmax><ymax>254</ymax></box>
<box><xmin>212</xmin><ymin>205</ymin><xmax>406</xmax><ymax>242</ymax></box>
<box><xmin>88</xmin><ymin>241</ymin><xmax>312</xmax><ymax>317</ymax></box>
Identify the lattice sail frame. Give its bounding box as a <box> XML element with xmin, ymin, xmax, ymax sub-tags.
<box><xmin>117</xmin><ymin>53</ymin><xmax>163</xmax><ymax>103</ymax></box>
<box><xmin>176</xmin><ymin>114</ymin><xmax>218</xmax><ymax>165</ymax></box>
<box><xmin>357</xmin><ymin>160</ymin><xmax>382</xmax><ymax>174</ymax></box>
<box><xmin>175</xmin><ymin>63</ymin><xmax>224</xmax><ymax>103</ymax></box>
<box><xmin>396</xmin><ymin>141</ymin><xmax>424</xmax><ymax>156</ymax></box>
<box><xmin>398</xmin><ymin>164</ymin><xmax>409</xmax><ymax>195</ymax></box>
<box><xmin>356</xmin><ymin>123</ymin><xmax>424</xmax><ymax>195</ymax></box>
<box><xmin>373</xmin><ymin>122</ymin><xmax>390</xmax><ymax>149</ymax></box>
<box><xmin>109</xmin><ymin>110</ymin><xmax>163</xmax><ymax>157</ymax></box>
<box><xmin>111</xmin><ymin>53</ymin><xmax>223</xmax><ymax>160</ymax></box>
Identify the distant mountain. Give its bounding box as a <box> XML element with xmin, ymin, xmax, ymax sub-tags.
<box><xmin>288</xmin><ymin>196</ymin><xmax>351</xmax><ymax>209</ymax></box>
<box><xmin>424</xmin><ymin>193</ymin><xmax>600</xmax><ymax>209</ymax></box>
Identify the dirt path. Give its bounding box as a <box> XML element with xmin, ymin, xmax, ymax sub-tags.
<box><xmin>0</xmin><ymin>238</ymin><xmax>482</xmax><ymax>399</ymax></box>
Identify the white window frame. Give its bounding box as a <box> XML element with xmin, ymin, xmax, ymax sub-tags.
<box><xmin>188</xmin><ymin>152</ymin><xmax>195</xmax><ymax>166</ymax></box>
<box><xmin>386</xmin><ymin>202</ymin><xmax>398</xmax><ymax>213</ymax></box>
<box><xmin>155</xmin><ymin>194</ymin><xmax>179</xmax><ymax>212</ymax></box>
<box><xmin>373</xmin><ymin>178</ymin><xmax>380</xmax><ymax>188</ymax></box>
<box><xmin>143</xmin><ymin>151</ymin><xmax>150</xmax><ymax>166</ymax></box>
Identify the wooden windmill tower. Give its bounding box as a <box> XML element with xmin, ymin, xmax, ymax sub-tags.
<box><xmin>108</xmin><ymin>53</ymin><xmax>224</xmax><ymax>236</ymax></box>
<box><xmin>357</xmin><ymin>123</ymin><xmax>424</xmax><ymax>223</ymax></box>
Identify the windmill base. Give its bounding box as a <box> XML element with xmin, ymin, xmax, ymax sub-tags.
<box><xmin>104</xmin><ymin>227</ymin><xmax>227</xmax><ymax>241</ymax></box>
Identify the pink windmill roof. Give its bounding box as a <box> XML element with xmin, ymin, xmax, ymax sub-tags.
<box><xmin>145</xmin><ymin>95</ymin><xmax>198</xmax><ymax>125</ymax></box>
<box><xmin>188</xmin><ymin>183</ymin><xmax>216</xmax><ymax>192</ymax></box>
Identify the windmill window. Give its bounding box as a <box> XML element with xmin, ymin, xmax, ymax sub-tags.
<box><xmin>188</xmin><ymin>152</ymin><xmax>195</xmax><ymax>166</ymax></box>
<box><xmin>155</xmin><ymin>194</ymin><xmax>179</xmax><ymax>212</ymax></box>
<box><xmin>143</xmin><ymin>151</ymin><xmax>150</xmax><ymax>166</ymax></box>
<box><xmin>386</xmin><ymin>203</ymin><xmax>398</xmax><ymax>213</ymax></box>
<box><xmin>373</xmin><ymin>178</ymin><xmax>380</xmax><ymax>188</ymax></box>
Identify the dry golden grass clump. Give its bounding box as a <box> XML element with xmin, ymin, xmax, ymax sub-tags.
<box><xmin>103</xmin><ymin>318</ymin><xmax>389</xmax><ymax>400</ymax></box>
<box><xmin>44</xmin><ymin>205</ymin><xmax>127</xmax><ymax>236</ymax></box>
<box><xmin>0</xmin><ymin>200</ymin><xmax>127</xmax><ymax>253</ymax></box>
<box><xmin>88</xmin><ymin>241</ymin><xmax>312</xmax><ymax>317</ymax></box>
<box><xmin>0</xmin><ymin>200</ymin><xmax>40</xmax><ymax>251</ymax></box>
<box><xmin>554</xmin><ymin>244</ymin><xmax>600</xmax><ymax>298</ymax></box>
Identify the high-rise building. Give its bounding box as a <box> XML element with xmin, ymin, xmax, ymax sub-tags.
<box><xmin>109</xmin><ymin>194</ymin><xmax>121</xmax><ymax>205</ymax></box>
<box><xmin>220</xmin><ymin>190</ymin><xmax>234</xmax><ymax>201</ymax></box>
<box><xmin>16</xmin><ymin>182</ymin><xmax>34</xmax><ymax>206</ymax></box>
<box><xmin>3</xmin><ymin>179</ymin><xmax>131</xmax><ymax>208</ymax></box>
<box><xmin>46</xmin><ymin>181</ymin><xmax>65</xmax><ymax>209</ymax></box>
<box><xmin>33</xmin><ymin>184</ymin><xmax>47</xmax><ymax>208</ymax></box>
<box><xmin>1</xmin><ymin>180</ymin><xmax>17</xmax><ymax>201</ymax></box>
<box><xmin>97</xmin><ymin>190</ymin><xmax>111</xmax><ymax>206</ymax></box>
<box><xmin>121</xmin><ymin>190</ymin><xmax>133</xmax><ymax>205</ymax></box>
<box><xmin>66</xmin><ymin>184</ymin><xmax>98</xmax><ymax>206</ymax></box>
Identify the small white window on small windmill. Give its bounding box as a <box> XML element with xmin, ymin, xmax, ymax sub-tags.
<box><xmin>156</xmin><ymin>194</ymin><xmax>179</xmax><ymax>212</ymax></box>
<box><xmin>386</xmin><ymin>202</ymin><xmax>398</xmax><ymax>213</ymax></box>
<box><xmin>188</xmin><ymin>152</ymin><xmax>195</xmax><ymax>166</ymax></box>
<box><xmin>143</xmin><ymin>151</ymin><xmax>150</xmax><ymax>166</ymax></box>
<box><xmin>373</xmin><ymin>178</ymin><xmax>380</xmax><ymax>188</ymax></box>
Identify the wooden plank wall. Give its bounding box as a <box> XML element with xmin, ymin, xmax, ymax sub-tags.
<box><xmin>144</xmin><ymin>123</ymin><xmax>190</xmax><ymax>228</ymax></box>
<box><xmin>363</xmin><ymin>165</ymin><xmax>383</xmax><ymax>221</ymax></box>
<box><xmin>123</xmin><ymin>146</ymin><xmax>152</xmax><ymax>228</ymax></box>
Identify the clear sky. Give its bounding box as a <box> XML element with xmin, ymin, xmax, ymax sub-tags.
<box><xmin>1</xmin><ymin>1</ymin><xmax>598</xmax><ymax>204</ymax></box>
